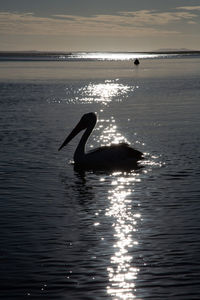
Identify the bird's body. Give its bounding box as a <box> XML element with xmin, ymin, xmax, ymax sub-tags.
<box><xmin>134</xmin><ymin>58</ymin><xmax>140</xmax><ymax>65</ymax></box>
<box><xmin>59</xmin><ymin>113</ymin><xmax>143</xmax><ymax>171</ymax></box>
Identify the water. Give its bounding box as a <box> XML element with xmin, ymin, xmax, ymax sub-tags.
<box><xmin>0</xmin><ymin>53</ymin><xmax>200</xmax><ymax>299</ymax></box>
<box><xmin>1</xmin><ymin>50</ymin><xmax>200</xmax><ymax>62</ymax></box>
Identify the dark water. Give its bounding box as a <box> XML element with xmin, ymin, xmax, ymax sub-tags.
<box><xmin>0</xmin><ymin>57</ymin><xmax>200</xmax><ymax>299</ymax></box>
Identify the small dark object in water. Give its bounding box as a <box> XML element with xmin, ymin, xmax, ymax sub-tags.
<box><xmin>134</xmin><ymin>58</ymin><xmax>140</xmax><ymax>65</ymax></box>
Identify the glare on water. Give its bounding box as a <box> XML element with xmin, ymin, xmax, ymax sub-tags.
<box><xmin>78</xmin><ymin>80</ymin><xmax>135</xmax><ymax>105</ymax></box>
<box><xmin>105</xmin><ymin>173</ymin><xmax>141</xmax><ymax>299</ymax></box>
<box><xmin>72</xmin><ymin>52</ymin><xmax>167</xmax><ymax>61</ymax></box>
<box><xmin>91</xmin><ymin>92</ymin><xmax>144</xmax><ymax>298</ymax></box>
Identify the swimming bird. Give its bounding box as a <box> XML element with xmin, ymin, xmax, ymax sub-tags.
<box><xmin>134</xmin><ymin>58</ymin><xmax>140</xmax><ymax>65</ymax></box>
<box><xmin>58</xmin><ymin>112</ymin><xmax>143</xmax><ymax>171</ymax></box>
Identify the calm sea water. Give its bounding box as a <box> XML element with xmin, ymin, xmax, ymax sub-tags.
<box><xmin>0</xmin><ymin>53</ymin><xmax>200</xmax><ymax>299</ymax></box>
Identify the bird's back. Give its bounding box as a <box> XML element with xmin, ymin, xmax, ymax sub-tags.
<box><xmin>74</xmin><ymin>143</ymin><xmax>144</xmax><ymax>171</ymax></box>
<box><xmin>88</xmin><ymin>143</ymin><xmax>143</xmax><ymax>159</ymax></box>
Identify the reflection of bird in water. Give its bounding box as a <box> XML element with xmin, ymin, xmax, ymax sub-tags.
<box><xmin>58</xmin><ymin>112</ymin><xmax>143</xmax><ymax>171</ymax></box>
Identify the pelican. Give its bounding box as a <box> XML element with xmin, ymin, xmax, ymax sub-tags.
<box><xmin>58</xmin><ymin>112</ymin><xmax>143</xmax><ymax>171</ymax></box>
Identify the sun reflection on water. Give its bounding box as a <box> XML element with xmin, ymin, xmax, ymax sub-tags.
<box><xmin>72</xmin><ymin>52</ymin><xmax>163</xmax><ymax>61</ymax></box>
<box><xmin>78</xmin><ymin>79</ymin><xmax>135</xmax><ymax>105</ymax></box>
<box><xmin>92</xmin><ymin>117</ymin><xmax>129</xmax><ymax>147</ymax></box>
<box><xmin>93</xmin><ymin>114</ymin><xmax>143</xmax><ymax>299</ymax></box>
<box><xmin>93</xmin><ymin>115</ymin><xmax>164</xmax><ymax>299</ymax></box>
<box><xmin>105</xmin><ymin>173</ymin><xmax>141</xmax><ymax>299</ymax></box>
<box><xmin>50</xmin><ymin>78</ymin><xmax>137</xmax><ymax>105</ymax></box>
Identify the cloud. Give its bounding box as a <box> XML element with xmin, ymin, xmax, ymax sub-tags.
<box><xmin>177</xmin><ymin>6</ymin><xmax>200</xmax><ymax>11</ymax></box>
<box><xmin>119</xmin><ymin>10</ymin><xmax>196</xmax><ymax>25</ymax></box>
<box><xmin>0</xmin><ymin>7</ymin><xmax>198</xmax><ymax>38</ymax></box>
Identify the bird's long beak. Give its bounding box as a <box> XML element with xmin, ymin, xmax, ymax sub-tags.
<box><xmin>58</xmin><ymin>120</ymin><xmax>84</xmax><ymax>151</ymax></box>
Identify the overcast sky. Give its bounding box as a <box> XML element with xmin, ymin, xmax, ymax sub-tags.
<box><xmin>0</xmin><ymin>0</ymin><xmax>200</xmax><ymax>51</ymax></box>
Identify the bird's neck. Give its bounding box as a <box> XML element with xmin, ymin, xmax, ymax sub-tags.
<box><xmin>74</xmin><ymin>123</ymin><xmax>94</xmax><ymax>162</ymax></box>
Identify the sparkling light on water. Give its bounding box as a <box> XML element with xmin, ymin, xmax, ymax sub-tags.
<box><xmin>78</xmin><ymin>80</ymin><xmax>135</xmax><ymax>105</ymax></box>
<box><xmin>105</xmin><ymin>173</ymin><xmax>141</xmax><ymax>299</ymax></box>
<box><xmin>71</xmin><ymin>52</ymin><xmax>165</xmax><ymax>61</ymax></box>
<box><xmin>93</xmin><ymin>117</ymin><xmax>128</xmax><ymax>146</ymax></box>
<box><xmin>95</xmin><ymin>115</ymin><xmax>143</xmax><ymax>299</ymax></box>
<box><xmin>51</xmin><ymin>79</ymin><xmax>137</xmax><ymax>105</ymax></box>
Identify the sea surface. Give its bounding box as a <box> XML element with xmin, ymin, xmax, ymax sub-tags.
<box><xmin>0</xmin><ymin>52</ymin><xmax>200</xmax><ymax>299</ymax></box>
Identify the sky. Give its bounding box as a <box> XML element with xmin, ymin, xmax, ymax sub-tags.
<box><xmin>0</xmin><ymin>0</ymin><xmax>200</xmax><ymax>52</ymax></box>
